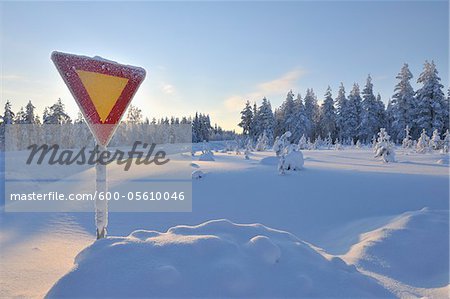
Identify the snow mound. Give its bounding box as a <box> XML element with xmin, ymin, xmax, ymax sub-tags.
<box><xmin>344</xmin><ymin>208</ymin><xmax>449</xmax><ymax>288</ymax></box>
<box><xmin>283</xmin><ymin>150</ymin><xmax>304</xmax><ymax>170</ymax></box>
<box><xmin>260</xmin><ymin>156</ymin><xmax>278</xmax><ymax>165</ymax></box>
<box><xmin>198</xmin><ymin>152</ymin><xmax>215</xmax><ymax>161</ymax></box>
<box><xmin>47</xmin><ymin>220</ymin><xmax>392</xmax><ymax>298</ymax></box>
<box><xmin>191</xmin><ymin>170</ymin><xmax>204</xmax><ymax>179</ymax></box>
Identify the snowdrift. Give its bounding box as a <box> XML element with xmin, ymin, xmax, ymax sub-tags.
<box><xmin>47</xmin><ymin>219</ymin><xmax>392</xmax><ymax>298</ymax></box>
<box><xmin>344</xmin><ymin>208</ymin><xmax>449</xmax><ymax>288</ymax></box>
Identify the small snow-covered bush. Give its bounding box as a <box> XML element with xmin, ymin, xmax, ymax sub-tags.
<box><xmin>402</xmin><ymin>125</ymin><xmax>413</xmax><ymax>149</ymax></box>
<box><xmin>416</xmin><ymin>129</ymin><xmax>431</xmax><ymax>154</ymax></box>
<box><xmin>374</xmin><ymin>128</ymin><xmax>396</xmax><ymax>163</ymax></box>
<box><xmin>430</xmin><ymin>129</ymin><xmax>442</xmax><ymax>150</ymax></box>
<box><xmin>199</xmin><ymin>141</ymin><xmax>215</xmax><ymax>161</ymax></box>
<box><xmin>273</xmin><ymin>132</ymin><xmax>291</xmax><ymax>157</ymax></box>
<box><xmin>275</xmin><ymin>131</ymin><xmax>304</xmax><ymax>174</ymax></box>
<box><xmin>298</xmin><ymin>134</ymin><xmax>307</xmax><ymax>150</ymax></box>
<box><xmin>255</xmin><ymin>131</ymin><xmax>269</xmax><ymax>151</ymax></box>
<box><xmin>441</xmin><ymin>129</ymin><xmax>449</xmax><ymax>153</ymax></box>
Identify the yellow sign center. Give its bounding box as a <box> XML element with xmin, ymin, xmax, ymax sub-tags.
<box><xmin>76</xmin><ymin>70</ymin><xmax>129</xmax><ymax>122</ymax></box>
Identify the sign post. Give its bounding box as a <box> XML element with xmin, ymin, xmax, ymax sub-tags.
<box><xmin>51</xmin><ymin>51</ymin><xmax>146</xmax><ymax>239</ymax></box>
<box><xmin>96</xmin><ymin>145</ymin><xmax>108</xmax><ymax>239</ymax></box>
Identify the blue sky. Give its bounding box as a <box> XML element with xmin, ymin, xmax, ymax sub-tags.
<box><xmin>1</xmin><ymin>1</ymin><xmax>448</xmax><ymax>130</ymax></box>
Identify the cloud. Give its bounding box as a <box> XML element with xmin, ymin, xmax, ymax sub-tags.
<box><xmin>1</xmin><ymin>74</ymin><xmax>23</xmax><ymax>81</ymax></box>
<box><xmin>161</xmin><ymin>83</ymin><xmax>175</xmax><ymax>95</ymax></box>
<box><xmin>258</xmin><ymin>69</ymin><xmax>306</xmax><ymax>94</ymax></box>
<box><xmin>223</xmin><ymin>68</ymin><xmax>306</xmax><ymax>112</ymax></box>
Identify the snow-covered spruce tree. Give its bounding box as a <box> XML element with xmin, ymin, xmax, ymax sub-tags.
<box><xmin>325</xmin><ymin>132</ymin><xmax>332</xmax><ymax>149</ymax></box>
<box><xmin>24</xmin><ymin>100</ymin><xmax>37</xmax><ymax>124</ymax></box>
<box><xmin>334</xmin><ymin>139</ymin><xmax>343</xmax><ymax>150</ymax></box>
<box><xmin>238</xmin><ymin>100</ymin><xmax>253</xmax><ymax>137</ymax></box>
<box><xmin>304</xmin><ymin>88</ymin><xmax>320</xmax><ymax>139</ymax></box>
<box><xmin>376</xmin><ymin>94</ymin><xmax>386</xmax><ymax>132</ymax></box>
<box><xmin>43</xmin><ymin>98</ymin><xmax>71</xmax><ymax>124</ymax></box>
<box><xmin>298</xmin><ymin>134</ymin><xmax>307</xmax><ymax>150</ymax></box>
<box><xmin>402</xmin><ymin>125</ymin><xmax>413</xmax><ymax>149</ymax></box>
<box><xmin>416</xmin><ymin>129</ymin><xmax>431</xmax><ymax>154</ymax></box>
<box><xmin>319</xmin><ymin>86</ymin><xmax>337</xmax><ymax>140</ymax></box>
<box><xmin>292</xmin><ymin>93</ymin><xmax>310</xmax><ymax>143</ymax></box>
<box><xmin>255</xmin><ymin>131</ymin><xmax>269</xmax><ymax>151</ymax></box>
<box><xmin>360</xmin><ymin>75</ymin><xmax>381</xmax><ymax>143</ymax></box>
<box><xmin>250</xmin><ymin>102</ymin><xmax>260</xmax><ymax>141</ymax></box>
<box><xmin>441</xmin><ymin>129</ymin><xmax>449</xmax><ymax>153</ymax></box>
<box><xmin>374</xmin><ymin>128</ymin><xmax>396</xmax><ymax>163</ymax></box>
<box><xmin>415</xmin><ymin>61</ymin><xmax>446</xmax><ymax>136</ymax></box>
<box><xmin>355</xmin><ymin>139</ymin><xmax>361</xmax><ymax>149</ymax></box>
<box><xmin>346</xmin><ymin>83</ymin><xmax>362</xmax><ymax>142</ymax></box>
<box><xmin>430</xmin><ymin>129</ymin><xmax>442</xmax><ymax>150</ymax></box>
<box><xmin>391</xmin><ymin>64</ymin><xmax>416</xmax><ymax>141</ymax></box>
<box><xmin>335</xmin><ymin>83</ymin><xmax>349</xmax><ymax>141</ymax></box>
<box><xmin>280</xmin><ymin>90</ymin><xmax>296</xmax><ymax>138</ymax></box>
<box><xmin>257</xmin><ymin>98</ymin><xmax>275</xmax><ymax>144</ymax></box>
<box><xmin>444</xmin><ymin>89</ymin><xmax>450</xmax><ymax>134</ymax></box>
<box><xmin>2</xmin><ymin>100</ymin><xmax>15</xmax><ymax>125</ymax></box>
<box><xmin>385</xmin><ymin>99</ymin><xmax>395</xmax><ymax>138</ymax></box>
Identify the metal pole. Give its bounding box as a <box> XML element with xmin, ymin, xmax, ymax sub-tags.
<box><xmin>96</xmin><ymin>144</ymin><xmax>108</xmax><ymax>239</ymax></box>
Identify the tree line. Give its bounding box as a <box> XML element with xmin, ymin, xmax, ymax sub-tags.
<box><xmin>0</xmin><ymin>99</ymin><xmax>236</xmax><ymax>149</ymax></box>
<box><xmin>239</xmin><ymin>61</ymin><xmax>449</xmax><ymax>145</ymax></box>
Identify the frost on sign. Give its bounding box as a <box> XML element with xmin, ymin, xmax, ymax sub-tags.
<box><xmin>51</xmin><ymin>51</ymin><xmax>146</xmax><ymax>146</ymax></box>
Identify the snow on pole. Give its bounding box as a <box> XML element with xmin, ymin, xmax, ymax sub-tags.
<box><xmin>96</xmin><ymin>144</ymin><xmax>108</xmax><ymax>239</ymax></box>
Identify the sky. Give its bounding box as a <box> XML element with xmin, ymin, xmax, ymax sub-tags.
<box><xmin>0</xmin><ymin>1</ymin><xmax>448</xmax><ymax>131</ymax></box>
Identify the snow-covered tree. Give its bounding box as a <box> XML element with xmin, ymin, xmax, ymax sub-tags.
<box><xmin>304</xmin><ymin>88</ymin><xmax>319</xmax><ymax>139</ymax></box>
<box><xmin>257</xmin><ymin>98</ymin><xmax>275</xmax><ymax>143</ymax></box>
<box><xmin>335</xmin><ymin>83</ymin><xmax>349</xmax><ymax>141</ymax></box>
<box><xmin>360</xmin><ymin>75</ymin><xmax>381</xmax><ymax>142</ymax></box>
<box><xmin>415</xmin><ymin>61</ymin><xmax>446</xmax><ymax>135</ymax></box>
<box><xmin>402</xmin><ymin>125</ymin><xmax>413</xmax><ymax>149</ymax></box>
<box><xmin>291</xmin><ymin>93</ymin><xmax>310</xmax><ymax>143</ymax></box>
<box><xmin>24</xmin><ymin>100</ymin><xmax>37</xmax><ymax>124</ymax></box>
<box><xmin>430</xmin><ymin>129</ymin><xmax>442</xmax><ymax>150</ymax></box>
<box><xmin>319</xmin><ymin>86</ymin><xmax>337</xmax><ymax>140</ymax></box>
<box><xmin>374</xmin><ymin>128</ymin><xmax>396</xmax><ymax>163</ymax></box>
<box><xmin>3</xmin><ymin>100</ymin><xmax>15</xmax><ymax>125</ymax></box>
<box><xmin>416</xmin><ymin>129</ymin><xmax>431</xmax><ymax>154</ymax></box>
<box><xmin>391</xmin><ymin>64</ymin><xmax>416</xmax><ymax>141</ymax></box>
<box><xmin>280</xmin><ymin>90</ymin><xmax>296</xmax><ymax>136</ymax></box>
<box><xmin>346</xmin><ymin>83</ymin><xmax>362</xmax><ymax>141</ymax></box>
<box><xmin>238</xmin><ymin>101</ymin><xmax>253</xmax><ymax>136</ymax></box>
<box><xmin>441</xmin><ymin>129</ymin><xmax>449</xmax><ymax>153</ymax></box>
<box><xmin>273</xmin><ymin>131</ymin><xmax>291</xmax><ymax>157</ymax></box>
<box><xmin>298</xmin><ymin>134</ymin><xmax>307</xmax><ymax>150</ymax></box>
<box><xmin>255</xmin><ymin>131</ymin><xmax>269</xmax><ymax>151</ymax></box>
<box><xmin>43</xmin><ymin>98</ymin><xmax>71</xmax><ymax>124</ymax></box>
<box><xmin>126</xmin><ymin>104</ymin><xmax>143</xmax><ymax>123</ymax></box>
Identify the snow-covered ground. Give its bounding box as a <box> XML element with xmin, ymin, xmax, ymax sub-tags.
<box><xmin>0</xmin><ymin>147</ymin><xmax>448</xmax><ymax>298</ymax></box>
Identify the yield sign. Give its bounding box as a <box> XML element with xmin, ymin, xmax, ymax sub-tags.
<box><xmin>51</xmin><ymin>51</ymin><xmax>146</xmax><ymax>146</ymax></box>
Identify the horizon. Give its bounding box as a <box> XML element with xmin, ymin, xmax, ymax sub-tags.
<box><xmin>1</xmin><ymin>1</ymin><xmax>448</xmax><ymax>131</ymax></box>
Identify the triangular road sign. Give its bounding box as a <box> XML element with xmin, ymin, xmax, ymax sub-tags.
<box><xmin>51</xmin><ymin>51</ymin><xmax>146</xmax><ymax>146</ymax></box>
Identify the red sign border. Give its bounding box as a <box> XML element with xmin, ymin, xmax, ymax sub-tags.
<box><xmin>51</xmin><ymin>51</ymin><xmax>146</xmax><ymax>146</ymax></box>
